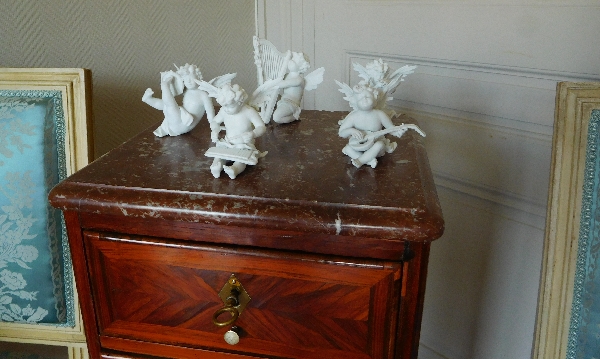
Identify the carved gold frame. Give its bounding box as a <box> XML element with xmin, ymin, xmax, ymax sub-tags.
<box><xmin>534</xmin><ymin>82</ymin><xmax>600</xmax><ymax>359</ymax></box>
<box><xmin>0</xmin><ymin>68</ymin><xmax>93</xmax><ymax>359</ymax></box>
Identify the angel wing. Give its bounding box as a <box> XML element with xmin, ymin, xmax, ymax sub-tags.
<box><xmin>304</xmin><ymin>67</ymin><xmax>325</xmax><ymax>92</ymax></box>
<box><xmin>383</xmin><ymin>65</ymin><xmax>417</xmax><ymax>96</ymax></box>
<box><xmin>194</xmin><ymin>80</ymin><xmax>219</xmax><ymax>98</ymax></box>
<box><xmin>352</xmin><ymin>62</ymin><xmax>371</xmax><ymax>83</ymax></box>
<box><xmin>335</xmin><ymin>80</ymin><xmax>359</xmax><ymax>111</ymax></box>
<box><xmin>371</xmin><ymin>64</ymin><xmax>417</xmax><ymax>111</ymax></box>
<box><xmin>208</xmin><ymin>73</ymin><xmax>237</xmax><ymax>89</ymax></box>
<box><xmin>389</xmin><ymin>64</ymin><xmax>417</xmax><ymax>80</ymax></box>
<box><xmin>249</xmin><ymin>78</ymin><xmax>281</xmax><ymax>108</ymax></box>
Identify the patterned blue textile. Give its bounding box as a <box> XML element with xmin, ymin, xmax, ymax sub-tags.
<box><xmin>568</xmin><ymin>109</ymin><xmax>600</xmax><ymax>359</ymax></box>
<box><xmin>0</xmin><ymin>91</ymin><xmax>73</xmax><ymax>326</ymax></box>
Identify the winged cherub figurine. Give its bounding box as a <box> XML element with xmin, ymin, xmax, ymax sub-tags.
<box><xmin>353</xmin><ymin>59</ymin><xmax>417</xmax><ymax>118</ymax></box>
<box><xmin>142</xmin><ymin>63</ymin><xmax>216</xmax><ymax>137</ymax></box>
<box><xmin>196</xmin><ymin>78</ymin><xmax>267</xmax><ymax>179</ymax></box>
<box><xmin>251</xmin><ymin>37</ymin><xmax>325</xmax><ymax>124</ymax></box>
<box><xmin>336</xmin><ymin>61</ymin><xmax>424</xmax><ymax>168</ymax></box>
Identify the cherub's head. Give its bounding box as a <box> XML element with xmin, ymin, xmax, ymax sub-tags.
<box><xmin>216</xmin><ymin>83</ymin><xmax>248</xmax><ymax>114</ymax></box>
<box><xmin>289</xmin><ymin>52</ymin><xmax>311</xmax><ymax>74</ymax></box>
<box><xmin>351</xmin><ymin>84</ymin><xmax>378</xmax><ymax>111</ymax></box>
<box><xmin>175</xmin><ymin>63</ymin><xmax>203</xmax><ymax>88</ymax></box>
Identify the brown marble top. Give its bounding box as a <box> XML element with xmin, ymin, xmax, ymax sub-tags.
<box><xmin>49</xmin><ymin>110</ymin><xmax>443</xmax><ymax>241</ymax></box>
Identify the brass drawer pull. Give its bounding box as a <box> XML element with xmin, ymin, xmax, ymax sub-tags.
<box><xmin>212</xmin><ymin>295</ymin><xmax>240</xmax><ymax>327</ymax></box>
<box><xmin>212</xmin><ymin>274</ymin><xmax>251</xmax><ymax>328</ymax></box>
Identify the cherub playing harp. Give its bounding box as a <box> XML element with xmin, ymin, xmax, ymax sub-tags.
<box><xmin>336</xmin><ymin>60</ymin><xmax>424</xmax><ymax>168</ymax></box>
<box><xmin>250</xmin><ymin>36</ymin><xmax>325</xmax><ymax>124</ymax></box>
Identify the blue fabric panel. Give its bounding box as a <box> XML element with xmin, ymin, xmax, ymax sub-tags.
<box><xmin>0</xmin><ymin>92</ymin><xmax>71</xmax><ymax>326</ymax></box>
<box><xmin>569</xmin><ymin>109</ymin><xmax>600</xmax><ymax>359</ymax></box>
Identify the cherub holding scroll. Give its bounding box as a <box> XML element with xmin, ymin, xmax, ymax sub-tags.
<box><xmin>196</xmin><ymin>80</ymin><xmax>267</xmax><ymax>179</ymax></box>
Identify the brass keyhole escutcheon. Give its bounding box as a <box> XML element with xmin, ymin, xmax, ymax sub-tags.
<box><xmin>212</xmin><ymin>274</ymin><xmax>251</xmax><ymax>328</ymax></box>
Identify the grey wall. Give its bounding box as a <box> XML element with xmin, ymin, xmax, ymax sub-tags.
<box><xmin>0</xmin><ymin>0</ymin><xmax>256</xmax><ymax>157</ymax></box>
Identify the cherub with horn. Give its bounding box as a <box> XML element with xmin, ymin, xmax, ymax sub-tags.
<box><xmin>142</xmin><ymin>63</ymin><xmax>218</xmax><ymax>137</ymax></box>
<box><xmin>196</xmin><ymin>78</ymin><xmax>266</xmax><ymax>179</ymax></box>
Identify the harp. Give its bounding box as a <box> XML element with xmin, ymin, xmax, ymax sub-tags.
<box><xmin>253</xmin><ymin>36</ymin><xmax>291</xmax><ymax>124</ymax></box>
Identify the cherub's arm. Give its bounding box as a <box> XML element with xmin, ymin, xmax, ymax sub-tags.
<box><xmin>379</xmin><ymin>110</ymin><xmax>409</xmax><ymax>138</ymax></box>
<box><xmin>201</xmin><ymin>92</ymin><xmax>215</xmax><ymax>122</ymax></box>
<box><xmin>142</xmin><ymin>88</ymin><xmax>164</xmax><ymax>110</ymax></box>
<box><xmin>253</xmin><ymin>75</ymin><xmax>303</xmax><ymax>97</ymax></box>
<box><xmin>158</xmin><ymin>75</ymin><xmax>178</xmax><ymax>110</ymax></box>
<box><xmin>379</xmin><ymin>110</ymin><xmax>396</xmax><ymax>130</ymax></box>
<box><xmin>248</xmin><ymin>107</ymin><xmax>266</xmax><ymax>138</ymax></box>
<box><xmin>234</xmin><ymin>107</ymin><xmax>266</xmax><ymax>144</ymax></box>
<box><xmin>273</xmin><ymin>76</ymin><xmax>304</xmax><ymax>90</ymax></box>
<box><xmin>338</xmin><ymin>114</ymin><xmax>364</xmax><ymax>139</ymax></box>
<box><xmin>210</xmin><ymin>111</ymin><xmax>225</xmax><ymax>142</ymax></box>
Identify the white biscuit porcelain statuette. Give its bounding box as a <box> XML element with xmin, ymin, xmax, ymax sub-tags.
<box><xmin>143</xmin><ymin>64</ymin><xmax>233</xmax><ymax>138</ymax></box>
<box><xmin>250</xmin><ymin>36</ymin><xmax>324</xmax><ymax>124</ymax></box>
<box><xmin>195</xmin><ymin>78</ymin><xmax>267</xmax><ymax>179</ymax></box>
<box><xmin>336</xmin><ymin>59</ymin><xmax>424</xmax><ymax>169</ymax></box>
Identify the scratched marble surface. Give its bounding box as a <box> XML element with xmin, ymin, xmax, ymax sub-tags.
<box><xmin>49</xmin><ymin>111</ymin><xmax>443</xmax><ymax>241</ymax></box>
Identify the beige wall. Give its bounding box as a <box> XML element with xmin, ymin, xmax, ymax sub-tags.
<box><xmin>0</xmin><ymin>0</ymin><xmax>255</xmax><ymax>157</ymax></box>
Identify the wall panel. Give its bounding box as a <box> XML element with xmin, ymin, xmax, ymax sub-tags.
<box><xmin>259</xmin><ymin>0</ymin><xmax>600</xmax><ymax>357</ymax></box>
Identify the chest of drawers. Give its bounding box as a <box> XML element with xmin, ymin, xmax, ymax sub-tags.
<box><xmin>49</xmin><ymin>111</ymin><xmax>443</xmax><ymax>359</ymax></box>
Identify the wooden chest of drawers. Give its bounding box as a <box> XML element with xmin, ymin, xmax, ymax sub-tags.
<box><xmin>49</xmin><ymin>111</ymin><xmax>444</xmax><ymax>359</ymax></box>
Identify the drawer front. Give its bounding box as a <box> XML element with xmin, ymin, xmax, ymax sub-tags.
<box><xmin>85</xmin><ymin>231</ymin><xmax>402</xmax><ymax>359</ymax></box>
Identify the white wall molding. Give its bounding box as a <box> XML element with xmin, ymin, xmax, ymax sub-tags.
<box><xmin>399</xmin><ymin>107</ymin><xmax>549</xmax><ymax>229</ymax></box>
<box><xmin>254</xmin><ymin>0</ymin><xmax>265</xmax><ymax>37</ymax></box>
<box><xmin>345</xmin><ymin>50</ymin><xmax>600</xmax><ymax>84</ymax></box>
<box><xmin>433</xmin><ymin>171</ymin><xmax>547</xmax><ymax>229</ymax></box>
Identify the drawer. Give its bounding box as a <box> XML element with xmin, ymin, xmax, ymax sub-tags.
<box><xmin>84</xmin><ymin>231</ymin><xmax>404</xmax><ymax>359</ymax></box>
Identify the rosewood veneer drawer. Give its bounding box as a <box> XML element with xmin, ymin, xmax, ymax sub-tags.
<box><xmin>85</xmin><ymin>231</ymin><xmax>404</xmax><ymax>359</ymax></box>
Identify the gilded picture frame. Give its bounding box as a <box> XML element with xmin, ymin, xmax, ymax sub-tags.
<box><xmin>0</xmin><ymin>68</ymin><xmax>93</xmax><ymax>358</ymax></box>
<box><xmin>535</xmin><ymin>82</ymin><xmax>600</xmax><ymax>359</ymax></box>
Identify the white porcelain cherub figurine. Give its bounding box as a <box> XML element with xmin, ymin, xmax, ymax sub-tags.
<box><xmin>251</xmin><ymin>52</ymin><xmax>324</xmax><ymax>124</ymax></box>
<box><xmin>251</xmin><ymin>37</ymin><xmax>325</xmax><ymax>124</ymax></box>
<box><xmin>337</xmin><ymin>83</ymin><xmax>425</xmax><ymax>168</ymax></box>
<box><xmin>353</xmin><ymin>59</ymin><xmax>417</xmax><ymax>118</ymax></box>
<box><xmin>196</xmin><ymin>80</ymin><xmax>267</xmax><ymax>179</ymax></box>
<box><xmin>142</xmin><ymin>63</ymin><xmax>216</xmax><ymax>137</ymax></box>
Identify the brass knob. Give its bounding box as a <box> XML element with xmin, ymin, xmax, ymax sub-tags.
<box><xmin>212</xmin><ymin>294</ymin><xmax>240</xmax><ymax>327</ymax></box>
<box><xmin>213</xmin><ymin>274</ymin><xmax>251</xmax><ymax>328</ymax></box>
